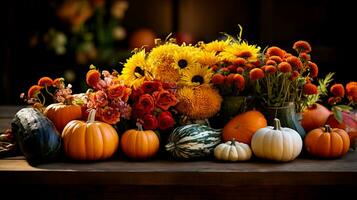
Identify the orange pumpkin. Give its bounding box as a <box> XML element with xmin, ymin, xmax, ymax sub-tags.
<box><xmin>62</xmin><ymin>110</ymin><xmax>119</xmax><ymax>161</ymax></box>
<box><xmin>120</xmin><ymin>125</ymin><xmax>160</xmax><ymax>160</ymax></box>
<box><xmin>44</xmin><ymin>103</ymin><xmax>82</xmax><ymax>133</ymax></box>
<box><xmin>301</xmin><ymin>103</ymin><xmax>331</xmax><ymax>132</ymax></box>
<box><xmin>304</xmin><ymin>125</ymin><xmax>350</xmax><ymax>158</ymax></box>
<box><xmin>223</xmin><ymin>110</ymin><xmax>267</xmax><ymax>144</ymax></box>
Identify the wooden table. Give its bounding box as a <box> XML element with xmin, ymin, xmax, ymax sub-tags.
<box><xmin>1</xmin><ymin>106</ymin><xmax>357</xmax><ymax>199</ymax></box>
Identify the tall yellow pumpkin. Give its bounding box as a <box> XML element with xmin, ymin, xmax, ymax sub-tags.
<box><xmin>62</xmin><ymin>110</ymin><xmax>119</xmax><ymax>161</ymax></box>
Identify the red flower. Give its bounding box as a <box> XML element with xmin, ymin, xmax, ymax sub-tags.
<box><xmin>38</xmin><ymin>77</ymin><xmax>53</xmax><ymax>87</ymax></box>
<box><xmin>266</xmin><ymin>60</ymin><xmax>277</xmax><ymax>66</ymax></box>
<box><xmin>107</xmin><ymin>84</ymin><xmax>126</xmax><ymax>99</ymax></box>
<box><xmin>227</xmin><ymin>65</ymin><xmax>237</xmax><ymax>73</ymax></box>
<box><xmin>328</xmin><ymin>97</ymin><xmax>342</xmax><ymax>105</ymax></box>
<box><xmin>52</xmin><ymin>78</ymin><xmax>65</xmax><ymax>88</ymax></box>
<box><xmin>249</xmin><ymin>68</ymin><xmax>265</xmax><ymax>80</ymax></box>
<box><xmin>234</xmin><ymin>58</ymin><xmax>247</xmax><ymax>66</ymax></box>
<box><xmin>130</xmin><ymin>88</ymin><xmax>144</xmax><ymax>101</ymax></box>
<box><xmin>142</xmin><ymin>114</ymin><xmax>158</xmax><ymax>130</ymax></box>
<box><xmin>225</xmin><ymin>74</ymin><xmax>236</xmax><ymax>86</ymax></box>
<box><xmin>347</xmin><ymin>85</ymin><xmax>357</xmax><ymax>102</ymax></box>
<box><xmin>286</xmin><ymin>56</ymin><xmax>303</xmax><ymax>70</ymax></box>
<box><xmin>236</xmin><ymin>67</ymin><xmax>244</xmax><ymax>74</ymax></box>
<box><xmin>211</xmin><ymin>74</ymin><xmax>225</xmax><ymax>85</ymax></box>
<box><xmin>277</xmin><ymin>62</ymin><xmax>292</xmax><ymax>73</ymax></box>
<box><xmin>98</xmin><ymin>107</ymin><xmax>120</xmax><ymax>124</ymax></box>
<box><xmin>330</xmin><ymin>84</ymin><xmax>345</xmax><ymax>97</ymax></box>
<box><xmin>299</xmin><ymin>52</ymin><xmax>311</xmax><ymax>61</ymax></box>
<box><xmin>86</xmin><ymin>69</ymin><xmax>101</xmax><ymax>87</ymax></box>
<box><xmin>289</xmin><ymin>71</ymin><xmax>300</xmax><ymax>81</ymax></box>
<box><xmin>308</xmin><ymin>61</ymin><xmax>319</xmax><ymax>78</ymax></box>
<box><xmin>303</xmin><ymin>83</ymin><xmax>318</xmax><ymax>95</ymax></box>
<box><xmin>137</xmin><ymin>94</ymin><xmax>155</xmax><ymax>113</ymax></box>
<box><xmin>157</xmin><ymin>111</ymin><xmax>175</xmax><ymax>130</ymax></box>
<box><xmin>266</xmin><ymin>46</ymin><xmax>285</xmax><ymax>58</ymax></box>
<box><xmin>153</xmin><ymin>90</ymin><xmax>177</xmax><ymax>111</ymax></box>
<box><xmin>142</xmin><ymin>81</ymin><xmax>163</xmax><ymax>94</ymax></box>
<box><xmin>233</xmin><ymin>74</ymin><xmax>245</xmax><ymax>91</ymax></box>
<box><xmin>293</xmin><ymin>40</ymin><xmax>312</xmax><ymax>53</ymax></box>
<box><xmin>27</xmin><ymin>85</ymin><xmax>42</xmax><ymax>98</ymax></box>
<box><xmin>236</xmin><ymin>51</ymin><xmax>252</xmax><ymax>59</ymax></box>
<box><xmin>162</xmin><ymin>82</ymin><xmax>177</xmax><ymax>90</ymax></box>
<box><xmin>95</xmin><ymin>90</ymin><xmax>108</xmax><ymax>107</ymax></box>
<box><xmin>268</xmin><ymin>55</ymin><xmax>283</xmax><ymax>63</ymax></box>
<box><xmin>219</xmin><ymin>67</ymin><xmax>230</xmax><ymax>75</ymax></box>
<box><xmin>264</xmin><ymin>65</ymin><xmax>277</xmax><ymax>74</ymax></box>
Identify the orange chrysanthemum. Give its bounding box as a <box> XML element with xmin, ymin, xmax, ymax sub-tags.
<box><xmin>233</xmin><ymin>74</ymin><xmax>245</xmax><ymax>91</ymax></box>
<box><xmin>264</xmin><ymin>65</ymin><xmax>277</xmax><ymax>74</ymax></box>
<box><xmin>211</xmin><ymin>74</ymin><xmax>225</xmax><ymax>85</ymax></box>
<box><xmin>268</xmin><ymin>55</ymin><xmax>283</xmax><ymax>63</ymax></box>
<box><xmin>277</xmin><ymin>62</ymin><xmax>292</xmax><ymax>73</ymax></box>
<box><xmin>86</xmin><ymin>69</ymin><xmax>101</xmax><ymax>87</ymax></box>
<box><xmin>299</xmin><ymin>52</ymin><xmax>311</xmax><ymax>61</ymax></box>
<box><xmin>249</xmin><ymin>68</ymin><xmax>265</xmax><ymax>80</ymax></box>
<box><xmin>234</xmin><ymin>57</ymin><xmax>247</xmax><ymax>66</ymax></box>
<box><xmin>236</xmin><ymin>67</ymin><xmax>244</xmax><ymax>74</ymax></box>
<box><xmin>303</xmin><ymin>83</ymin><xmax>318</xmax><ymax>95</ymax></box>
<box><xmin>347</xmin><ymin>85</ymin><xmax>357</xmax><ymax>102</ymax></box>
<box><xmin>293</xmin><ymin>40</ymin><xmax>312</xmax><ymax>53</ymax></box>
<box><xmin>330</xmin><ymin>84</ymin><xmax>345</xmax><ymax>97</ymax></box>
<box><xmin>266</xmin><ymin>46</ymin><xmax>285</xmax><ymax>58</ymax></box>
<box><xmin>27</xmin><ymin>85</ymin><xmax>42</xmax><ymax>98</ymax></box>
<box><xmin>289</xmin><ymin>71</ymin><xmax>300</xmax><ymax>81</ymax></box>
<box><xmin>346</xmin><ymin>82</ymin><xmax>357</xmax><ymax>94</ymax></box>
<box><xmin>225</xmin><ymin>74</ymin><xmax>236</xmax><ymax>86</ymax></box>
<box><xmin>308</xmin><ymin>61</ymin><xmax>318</xmax><ymax>78</ymax></box>
<box><xmin>266</xmin><ymin>60</ymin><xmax>277</xmax><ymax>66</ymax></box>
<box><xmin>286</xmin><ymin>56</ymin><xmax>303</xmax><ymax>70</ymax></box>
<box><xmin>38</xmin><ymin>77</ymin><xmax>53</xmax><ymax>87</ymax></box>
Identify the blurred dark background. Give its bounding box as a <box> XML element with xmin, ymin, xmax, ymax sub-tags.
<box><xmin>1</xmin><ymin>0</ymin><xmax>355</xmax><ymax>105</ymax></box>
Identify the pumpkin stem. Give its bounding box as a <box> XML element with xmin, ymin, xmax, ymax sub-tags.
<box><xmin>231</xmin><ymin>138</ymin><xmax>236</xmax><ymax>145</ymax></box>
<box><xmin>136</xmin><ymin>122</ymin><xmax>144</xmax><ymax>131</ymax></box>
<box><xmin>273</xmin><ymin>118</ymin><xmax>281</xmax><ymax>130</ymax></box>
<box><xmin>87</xmin><ymin>109</ymin><xmax>96</xmax><ymax>123</ymax></box>
<box><xmin>324</xmin><ymin>125</ymin><xmax>332</xmax><ymax>132</ymax></box>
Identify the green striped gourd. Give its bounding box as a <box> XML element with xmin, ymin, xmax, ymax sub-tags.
<box><xmin>165</xmin><ymin>124</ymin><xmax>221</xmax><ymax>160</ymax></box>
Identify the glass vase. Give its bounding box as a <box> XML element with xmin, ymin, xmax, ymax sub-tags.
<box><xmin>263</xmin><ymin>102</ymin><xmax>306</xmax><ymax>138</ymax></box>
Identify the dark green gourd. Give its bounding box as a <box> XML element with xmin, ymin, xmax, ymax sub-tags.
<box><xmin>11</xmin><ymin>108</ymin><xmax>62</xmax><ymax>165</ymax></box>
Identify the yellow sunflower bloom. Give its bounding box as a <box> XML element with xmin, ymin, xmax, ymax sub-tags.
<box><xmin>201</xmin><ymin>39</ymin><xmax>230</xmax><ymax>54</ymax></box>
<box><xmin>180</xmin><ymin>64</ymin><xmax>213</xmax><ymax>87</ymax></box>
<box><xmin>197</xmin><ymin>50</ymin><xmax>220</xmax><ymax>67</ymax></box>
<box><xmin>121</xmin><ymin>50</ymin><xmax>152</xmax><ymax>88</ymax></box>
<box><xmin>176</xmin><ymin>85</ymin><xmax>222</xmax><ymax>120</ymax></box>
<box><xmin>148</xmin><ymin>43</ymin><xmax>181</xmax><ymax>82</ymax></box>
<box><xmin>172</xmin><ymin>46</ymin><xmax>198</xmax><ymax>71</ymax></box>
<box><xmin>222</xmin><ymin>41</ymin><xmax>261</xmax><ymax>63</ymax></box>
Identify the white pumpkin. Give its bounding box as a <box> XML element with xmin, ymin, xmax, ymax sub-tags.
<box><xmin>251</xmin><ymin>118</ymin><xmax>302</xmax><ymax>162</ymax></box>
<box><xmin>214</xmin><ymin>139</ymin><xmax>252</xmax><ymax>162</ymax></box>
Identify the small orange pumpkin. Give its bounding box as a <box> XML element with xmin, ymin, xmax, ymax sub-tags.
<box><xmin>120</xmin><ymin>124</ymin><xmax>160</xmax><ymax>160</ymax></box>
<box><xmin>44</xmin><ymin>103</ymin><xmax>82</xmax><ymax>133</ymax></box>
<box><xmin>301</xmin><ymin>103</ymin><xmax>331</xmax><ymax>132</ymax></box>
<box><xmin>304</xmin><ymin>125</ymin><xmax>350</xmax><ymax>158</ymax></box>
<box><xmin>62</xmin><ymin>110</ymin><xmax>119</xmax><ymax>161</ymax></box>
<box><xmin>223</xmin><ymin>110</ymin><xmax>267</xmax><ymax>144</ymax></box>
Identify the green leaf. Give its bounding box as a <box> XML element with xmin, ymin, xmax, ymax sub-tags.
<box><xmin>332</xmin><ymin>107</ymin><xmax>343</xmax><ymax>124</ymax></box>
<box><xmin>335</xmin><ymin>105</ymin><xmax>352</xmax><ymax>111</ymax></box>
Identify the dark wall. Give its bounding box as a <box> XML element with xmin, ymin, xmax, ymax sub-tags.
<box><xmin>1</xmin><ymin>0</ymin><xmax>354</xmax><ymax>105</ymax></box>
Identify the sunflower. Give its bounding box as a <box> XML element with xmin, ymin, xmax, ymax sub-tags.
<box><xmin>176</xmin><ymin>85</ymin><xmax>222</xmax><ymax>120</ymax></box>
<box><xmin>180</xmin><ymin>64</ymin><xmax>213</xmax><ymax>87</ymax></box>
<box><xmin>196</xmin><ymin>51</ymin><xmax>220</xmax><ymax>67</ymax></box>
<box><xmin>172</xmin><ymin>46</ymin><xmax>198</xmax><ymax>71</ymax></box>
<box><xmin>121</xmin><ymin>50</ymin><xmax>152</xmax><ymax>88</ymax></box>
<box><xmin>148</xmin><ymin>43</ymin><xmax>181</xmax><ymax>82</ymax></box>
<box><xmin>221</xmin><ymin>41</ymin><xmax>261</xmax><ymax>63</ymax></box>
<box><xmin>201</xmin><ymin>39</ymin><xmax>230</xmax><ymax>55</ymax></box>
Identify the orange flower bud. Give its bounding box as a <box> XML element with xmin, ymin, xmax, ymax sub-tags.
<box><xmin>38</xmin><ymin>77</ymin><xmax>53</xmax><ymax>87</ymax></box>
<box><xmin>249</xmin><ymin>68</ymin><xmax>265</xmax><ymax>80</ymax></box>
<box><xmin>293</xmin><ymin>40</ymin><xmax>312</xmax><ymax>53</ymax></box>
<box><xmin>277</xmin><ymin>62</ymin><xmax>292</xmax><ymax>73</ymax></box>
<box><xmin>330</xmin><ymin>84</ymin><xmax>345</xmax><ymax>97</ymax></box>
<box><xmin>266</xmin><ymin>46</ymin><xmax>286</xmax><ymax>58</ymax></box>
<box><xmin>303</xmin><ymin>83</ymin><xmax>318</xmax><ymax>95</ymax></box>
